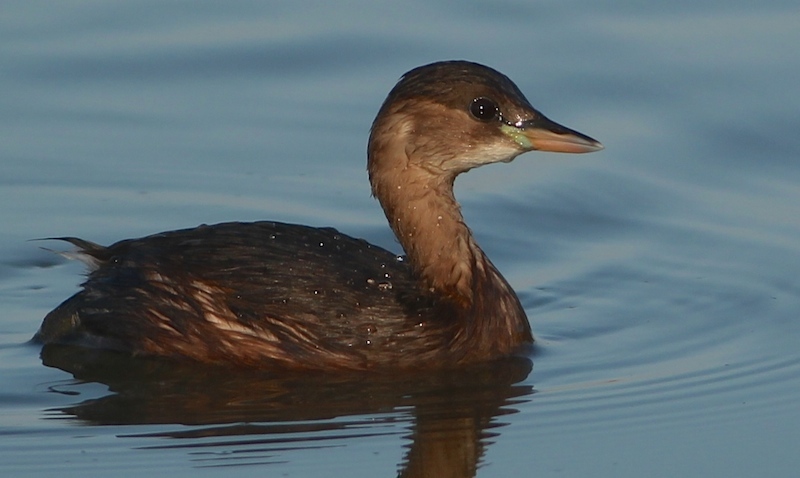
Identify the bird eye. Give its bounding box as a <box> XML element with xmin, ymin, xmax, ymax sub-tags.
<box><xmin>469</xmin><ymin>97</ymin><xmax>499</xmax><ymax>122</ymax></box>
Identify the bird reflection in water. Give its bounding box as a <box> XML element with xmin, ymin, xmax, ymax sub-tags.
<box><xmin>41</xmin><ymin>344</ymin><xmax>533</xmax><ymax>477</ymax></box>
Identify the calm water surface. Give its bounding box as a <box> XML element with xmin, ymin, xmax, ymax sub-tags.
<box><xmin>1</xmin><ymin>1</ymin><xmax>799</xmax><ymax>477</ymax></box>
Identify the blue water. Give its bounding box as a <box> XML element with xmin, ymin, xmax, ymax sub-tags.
<box><xmin>2</xmin><ymin>1</ymin><xmax>799</xmax><ymax>477</ymax></box>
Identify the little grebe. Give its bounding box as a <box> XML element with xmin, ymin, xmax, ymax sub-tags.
<box><xmin>35</xmin><ymin>61</ymin><xmax>602</xmax><ymax>370</ymax></box>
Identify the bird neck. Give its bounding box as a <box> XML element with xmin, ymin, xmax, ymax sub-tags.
<box><xmin>368</xmin><ymin>111</ymin><xmax>532</xmax><ymax>356</ymax></box>
<box><xmin>367</xmin><ymin>111</ymin><xmax>467</xmax><ymax>299</ymax></box>
<box><xmin>384</xmin><ymin>169</ymin><xmax>478</xmax><ymax>304</ymax></box>
<box><xmin>367</xmin><ymin>117</ymin><xmax>474</xmax><ymax>303</ymax></box>
<box><xmin>371</xmin><ymin>160</ymin><xmax>532</xmax><ymax>354</ymax></box>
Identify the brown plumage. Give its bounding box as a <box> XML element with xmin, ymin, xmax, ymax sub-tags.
<box><xmin>35</xmin><ymin>60</ymin><xmax>602</xmax><ymax>370</ymax></box>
